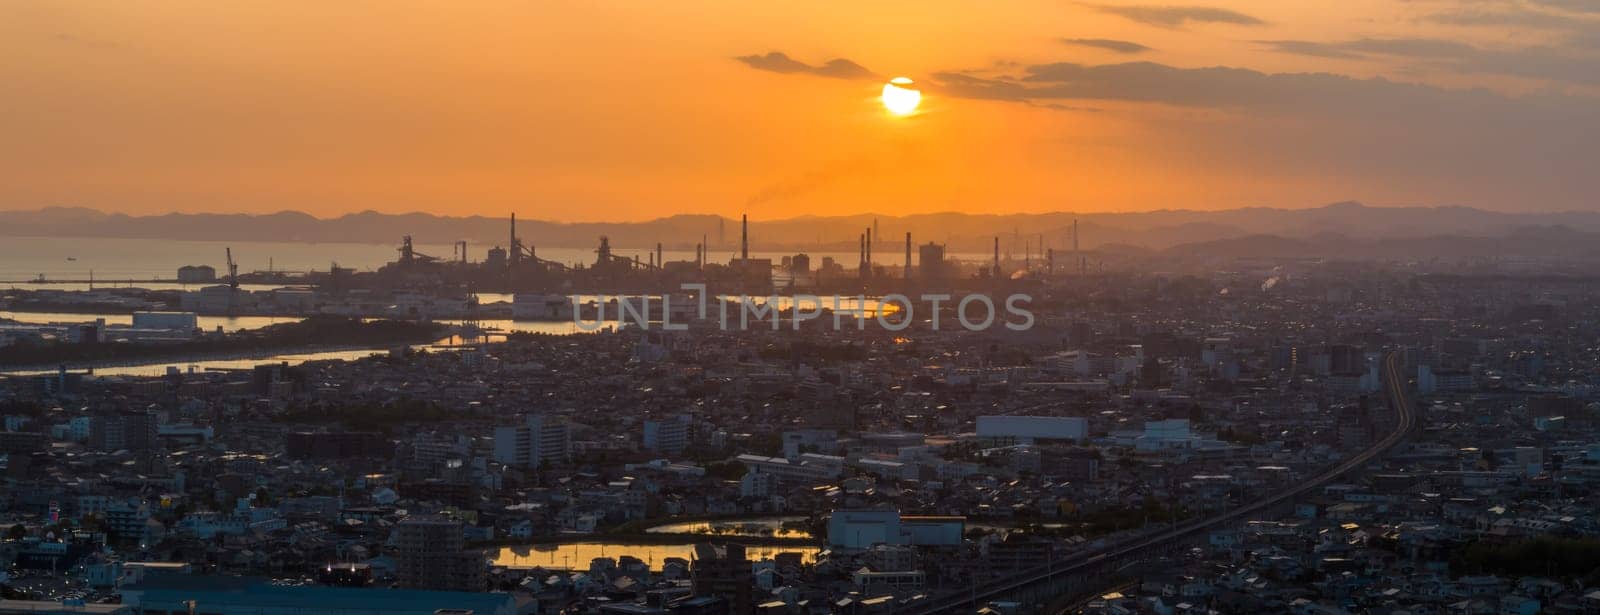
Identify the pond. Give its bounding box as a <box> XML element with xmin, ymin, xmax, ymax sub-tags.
<box><xmin>493</xmin><ymin>542</ymin><xmax>819</xmax><ymax>571</ymax></box>
<box><xmin>644</xmin><ymin>516</ymin><xmax>813</xmax><ymax>539</ymax></box>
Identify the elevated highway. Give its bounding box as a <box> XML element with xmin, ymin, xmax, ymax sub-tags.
<box><xmin>922</xmin><ymin>352</ymin><xmax>1417</xmax><ymax>613</ymax></box>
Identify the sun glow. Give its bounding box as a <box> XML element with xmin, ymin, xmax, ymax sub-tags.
<box><xmin>881</xmin><ymin>77</ymin><xmax>921</xmax><ymax>115</ymax></box>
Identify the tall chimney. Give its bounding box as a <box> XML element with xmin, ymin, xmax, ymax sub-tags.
<box><xmin>509</xmin><ymin>213</ymin><xmax>519</xmax><ymax>268</ymax></box>
<box><xmin>656</xmin><ymin>242</ymin><xmax>663</xmax><ymax>270</ymax></box>
<box><xmin>904</xmin><ymin>232</ymin><xmax>912</xmax><ymax>279</ymax></box>
<box><xmin>740</xmin><ymin>214</ymin><xmax>749</xmax><ymax>260</ymax></box>
<box><xmin>993</xmin><ymin>236</ymin><xmax>1001</xmax><ymax>278</ymax></box>
<box><xmin>865</xmin><ymin>227</ymin><xmax>872</xmax><ymax>277</ymax></box>
<box><xmin>859</xmin><ymin>233</ymin><xmax>867</xmax><ymax>277</ymax></box>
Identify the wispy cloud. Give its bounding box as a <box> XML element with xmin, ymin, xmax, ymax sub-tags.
<box><xmin>1061</xmin><ymin>38</ymin><xmax>1153</xmax><ymax>53</ymax></box>
<box><xmin>1423</xmin><ymin>5</ymin><xmax>1595</xmax><ymax>30</ymax></box>
<box><xmin>734</xmin><ymin>51</ymin><xmax>877</xmax><ymax>80</ymax></box>
<box><xmin>1083</xmin><ymin>4</ymin><xmax>1264</xmax><ymax>28</ymax></box>
<box><xmin>1256</xmin><ymin>40</ymin><xmax>1363</xmax><ymax>60</ymax></box>
<box><xmin>1258</xmin><ymin>37</ymin><xmax>1600</xmax><ymax>85</ymax></box>
<box><xmin>1528</xmin><ymin>0</ymin><xmax>1600</xmax><ymax>14</ymax></box>
<box><xmin>925</xmin><ymin>58</ymin><xmax>1600</xmax><ymax>207</ymax></box>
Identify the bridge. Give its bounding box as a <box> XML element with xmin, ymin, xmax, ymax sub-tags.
<box><xmin>920</xmin><ymin>351</ymin><xmax>1418</xmax><ymax>614</ymax></box>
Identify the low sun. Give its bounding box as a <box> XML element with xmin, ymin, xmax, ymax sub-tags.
<box><xmin>881</xmin><ymin>77</ymin><xmax>921</xmax><ymax>115</ymax></box>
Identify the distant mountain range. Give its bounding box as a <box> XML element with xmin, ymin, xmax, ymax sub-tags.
<box><xmin>4</xmin><ymin>203</ymin><xmax>1600</xmax><ymax>262</ymax></box>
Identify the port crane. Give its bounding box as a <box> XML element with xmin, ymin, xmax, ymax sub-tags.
<box><xmin>225</xmin><ymin>247</ymin><xmax>240</xmax><ymax>315</ymax></box>
<box><xmin>226</xmin><ymin>248</ymin><xmax>239</xmax><ymax>290</ymax></box>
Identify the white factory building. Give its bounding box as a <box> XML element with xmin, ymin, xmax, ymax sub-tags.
<box><xmin>976</xmin><ymin>415</ymin><xmax>1087</xmax><ymax>443</ymax></box>
<box><xmin>827</xmin><ymin>510</ymin><xmax>964</xmax><ymax>550</ymax></box>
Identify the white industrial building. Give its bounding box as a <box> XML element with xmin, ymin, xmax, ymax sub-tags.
<box><xmin>827</xmin><ymin>510</ymin><xmax>964</xmax><ymax>549</ymax></box>
<box><xmin>736</xmin><ymin>453</ymin><xmax>844</xmax><ymax>486</ymax></box>
<box><xmin>512</xmin><ymin>293</ymin><xmax>575</xmax><ymax>320</ymax></box>
<box><xmin>1135</xmin><ymin>418</ymin><xmax>1205</xmax><ymax>451</ymax></box>
<box><xmin>976</xmin><ymin>415</ymin><xmax>1087</xmax><ymax>443</ymax></box>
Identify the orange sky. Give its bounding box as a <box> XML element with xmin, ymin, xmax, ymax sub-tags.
<box><xmin>3</xmin><ymin>1</ymin><xmax>1598</xmax><ymax>221</ymax></box>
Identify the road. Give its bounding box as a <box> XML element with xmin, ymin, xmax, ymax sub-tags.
<box><xmin>926</xmin><ymin>352</ymin><xmax>1417</xmax><ymax>614</ymax></box>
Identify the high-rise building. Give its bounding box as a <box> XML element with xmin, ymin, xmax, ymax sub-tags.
<box><xmin>394</xmin><ymin>515</ymin><xmax>485</xmax><ymax>592</ymax></box>
<box><xmin>89</xmin><ymin>411</ymin><xmax>158</xmax><ymax>452</ymax></box>
<box><xmin>643</xmin><ymin>416</ymin><xmax>690</xmax><ymax>455</ymax></box>
<box><xmin>691</xmin><ymin>543</ymin><xmax>752</xmax><ymax>613</ymax></box>
<box><xmin>1329</xmin><ymin>344</ymin><xmax>1365</xmax><ymax>375</ymax></box>
<box><xmin>492</xmin><ymin>415</ymin><xmax>571</xmax><ymax>468</ymax></box>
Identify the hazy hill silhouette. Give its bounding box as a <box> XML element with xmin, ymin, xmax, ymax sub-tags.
<box><xmin>5</xmin><ymin>203</ymin><xmax>1600</xmax><ymax>261</ymax></box>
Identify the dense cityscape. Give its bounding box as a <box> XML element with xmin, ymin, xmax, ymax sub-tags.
<box><xmin>4</xmin><ymin>234</ymin><xmax>1600</xmax><ymax>615</ymax></box>
<box><xmin>8</xmin><ymin>0</ymin><xmax>1600</xmax><ymax>613</ymax></box>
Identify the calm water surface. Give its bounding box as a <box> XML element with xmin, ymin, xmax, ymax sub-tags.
<box><xmin>494</xmin><ymin>542</ymin><xmax>818</xmax><ymax>571</ymax></box>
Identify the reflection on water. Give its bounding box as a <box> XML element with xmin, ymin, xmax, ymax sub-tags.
<box><xmin>2</xmin><ymin>282</ymin><xmax>288</xmax><ymax>292</ymax></box>
<box><xmin>0</xmin><ymin>310</ymin><xmax>611</xmax><ymax>337</ymax></box>
<box><xmin>436</xmin><ymin>319</ymin><xmax>604</xmax><ymax>336</ymax></box>
<box><xmin>493</xmin><ymin>543</ymin><xmax>818</xmax><ymax>570</ymax></box>
<box><xmin>646</xmin><ymin>517</ymin><xmax>812</xmax><ymax>539</ymax></box>
<box><xmin>1</xmin><ymin>311</ymin><xmax>303</xmax><ymax>333</ymax></box>
<box><xmin>0</xmin><ymin>347</ymin><xmax>411</xmax><ymax>378</ymax></box>
<box><xmin>2</xmin><ymin>299</ymin><xmax>896</xmax><ymax>377</ymax></box>
<box><xmin>0</xmin><ymin>314</ymin><xmax>606</xmax><ymax>378</ymax></box>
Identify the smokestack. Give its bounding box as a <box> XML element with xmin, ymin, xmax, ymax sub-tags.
<box><xmin>1075</xmin><ymin>216</ymin><xmax>1088</xmax><ymax>273</ymax></box>
<box><xmin>859</xmin><ymin>233</ymin><xmax>866</xmax><ymax>277</ymax></box>
<box><xmin>656</xmin><ymin>242</ymin><xmax>663</xmax><ymax>270</ymax></box>
<box><xmin>865</xmin><ymin>227</ymin><xmax>872</xmax><ymax>274</ymax></box>
<box><xmin>700</xmin><ymin>234</ymin><xmax>707</xmax><ymax>269</ymax></box>
<box><xmin>904</xmin><ymin>232</ymin><xmax>912</xmax><ymax>279</ymax></box>
<box><xmin>509</xmin><ymin>213</ymin><xmax>518</xmax><ymax>268</ymax></box>
<box><xmin>741</xmin><ymin>214</ymin><xmax>749</xmax><ymax>260</ymax></box>
<box><xmin>993</xmin><ymin>236</ymin><xmax>1001</xmax><ymax>278</ymax></box>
